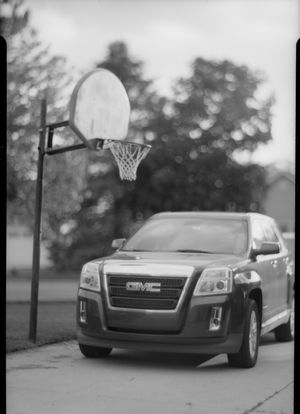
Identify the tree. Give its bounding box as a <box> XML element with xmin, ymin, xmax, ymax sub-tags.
<box><xmin>4</xmin><ymin>0</ymin><xmax>87</xmax><ymax>249</ymax></box>
<box><xmin>0</xmin><ymin>0</ymin><xmax>29</xmax><ymax>37</ymax></box>
<box><xmin>128</xmin><ymin>57</ymin><xmax>273</xmax><ymax>214</ymax></box>
<box><xmin>52</xmin><ymin>43</ymin><xmax>271</xmax><ymax>270</ymax></box>
<box><xmin>91</xmin><ymin>52</ymin><xmax>271</xmax><ymax>218</ymax></box>
<box><xmin>2</xmin><ymin>0</ymin><xmax>29</xmax><ymax>203</ymax></box>
<box><xmin>172</xmin><ymin>58</ymin><xmax>274</xmax><ymax>154</ymax></box>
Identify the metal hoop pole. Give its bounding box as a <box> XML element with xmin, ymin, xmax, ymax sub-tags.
<box><xmin>29</xmin><ymin>99</ymin><xmax>47</xmax><ymax>342</ymax></box>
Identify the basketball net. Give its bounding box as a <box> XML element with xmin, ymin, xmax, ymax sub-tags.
<box><xmin>103</xmin><ymin>140</ymin><xmax>151</xmax><ymax>181</ymax></box>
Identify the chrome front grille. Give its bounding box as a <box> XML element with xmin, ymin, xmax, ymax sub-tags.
<box><xmin>106</xmin><ymin>275</ymin><xmax>187</xmax><ymax>310</ymax></box>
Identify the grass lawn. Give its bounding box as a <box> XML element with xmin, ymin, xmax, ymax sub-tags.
<box><xmin>6</xmin><ymin>302</ymin><xmax>77</xmax><ymax>353</ymax></box>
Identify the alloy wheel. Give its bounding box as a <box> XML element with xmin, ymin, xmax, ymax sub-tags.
<box><xmin>249</xmin><ymin>310</ymin><xmax>258</xmax><ymax>359</ymax></box>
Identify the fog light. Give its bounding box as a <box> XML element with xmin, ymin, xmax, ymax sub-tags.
<box><xmin>79</xmin><ymin>300</ymin><xmax>87</xmax><ymax>324</ymax></box>
<box><xmin>209</xmin><ymin>306</ymin><xmax>222</xmax><ymax>331</ymax></box>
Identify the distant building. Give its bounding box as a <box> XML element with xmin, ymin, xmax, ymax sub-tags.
<box><xmin>6</xmin><ymin>223</ymin><xmax>52</xmax><ymax>272</ymax></box>
<box><xmin>263</xmin><ymin>169</ymin><xmax>295</xmax><ymax>232</ymax></box>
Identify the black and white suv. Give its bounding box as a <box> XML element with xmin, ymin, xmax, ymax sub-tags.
<box><xmin>77</xmin><ymin>212</ymin><xmax>294</xmax><ymax>368</ymax></box>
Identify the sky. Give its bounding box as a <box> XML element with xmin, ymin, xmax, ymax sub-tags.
<box><xmin>25</xmin><ymin>0</ymin><xmax>299</xmax><ymax>169</ymax></box>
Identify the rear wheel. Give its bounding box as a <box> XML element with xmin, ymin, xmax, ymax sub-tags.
<box><xmin>227</xmin><ymin>299</ymin><xmax>259</xmax><ymax>368</ymax></box>
<box><xmin>274</xmin><ymin>298</ymin><xmax>294</xmax><ymax>342</ymax></box>
<box><xmin>79</xmin><ymin>343</ymin><xmax>112</xmax><ymax>358</ymax></box>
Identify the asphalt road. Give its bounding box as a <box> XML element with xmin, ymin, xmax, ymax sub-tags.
<box><xmin>6</xmin><ymin>334</ymin><xmax>294</xmax><ymax>414</ymax></box>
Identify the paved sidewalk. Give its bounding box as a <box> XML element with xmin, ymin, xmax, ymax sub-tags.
<box><xmin>6</xmin><ymin>278</ymin><xmax>79</xmax><ymax>302</ymax></box>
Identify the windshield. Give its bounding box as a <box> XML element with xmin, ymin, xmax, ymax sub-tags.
<box><xmin>123</xmin><ymin>217</ymin><xmax>248</xmax><ymax>255</ymax></box>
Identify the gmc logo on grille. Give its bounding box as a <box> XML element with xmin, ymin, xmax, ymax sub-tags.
<box><xmin>126</xmin><ymin>281</ymin><xmax>161</xmax><ymax>292</ymax></box>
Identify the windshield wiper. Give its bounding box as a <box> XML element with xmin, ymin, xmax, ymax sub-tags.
<box><xmin>175</xmin><ymin>249</ymin><xmax>215</xmax><ymax>254</ymax></box>
<box><xmin>122</xmin><ymin>248</ymin><xmax>221</xmax><ymax>254</ymax></box>
<box><xmin>122</xmin><ymin>249</ymin><xmax>153</xmax><ymax>252</ymax></box>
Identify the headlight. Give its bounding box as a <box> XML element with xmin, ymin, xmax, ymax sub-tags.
<box><xmin>80</xmin><ymin>262</ymin><xmax>101</xmax><ymax>292</ymax></box>
<box><xmin>193</xmin><ymin>267</ymin><xmax>232</xmax><ymax>296</ymax></box>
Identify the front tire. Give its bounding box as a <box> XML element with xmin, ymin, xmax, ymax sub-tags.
<box><xmin>79</xmin><ymin>343</ymin><xmax>112</xmax><ymax>358</ymax></box>
<box><xmin>227</xmin><ymin>299</ymin><xmax>260</xmax><ymax>368</ymax></box>
<box><xmin>274</xmin><ymin>298</ymin><xmax>294</xmax><ymax>342</ymax></box>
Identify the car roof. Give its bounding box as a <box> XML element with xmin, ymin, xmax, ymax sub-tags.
<box><xmin>150</xmin><ymin>211</ymin><xmax>272</xmax><ymax>221</ymax></box>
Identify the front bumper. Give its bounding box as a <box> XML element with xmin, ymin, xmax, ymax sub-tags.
<box><xmin>77</xmin><ymin>330</ymin><xmax>242</xmax><ymax>354</ymax></box>
<box><xmin>76</xmin><ymin>287</ymin><xmax>245</xmax><ymax>354</ymax></box>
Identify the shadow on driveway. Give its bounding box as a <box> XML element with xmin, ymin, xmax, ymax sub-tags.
<box><xmin>76</xmin><ymin>347</ymin><xmax>226</xmax><ymax>372</ymax></box>
<box><xmin>75</xmin><ymin>332</ymin><xmax>281</xmax><ymax>371</ymax></box>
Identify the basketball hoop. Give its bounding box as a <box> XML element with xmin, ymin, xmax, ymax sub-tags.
<box><xmin>68</xmin><ymin>68</ymin><xmax>151</xmax><ymax>181</ymax></box>
<box><xmin>103</xmin><ymin>139</ymin><xmax>151</xmax><ymax>181</ymax></box>
<box><xmin>29</xmin><ymin>69</ymin><xmax>151</xmax><ymax>342</ymax></box>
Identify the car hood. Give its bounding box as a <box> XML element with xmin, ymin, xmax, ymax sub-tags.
<box><xmin>93</xmin><ymin>250</ymin><xmax>246</xmax><ymax>273</ymax></box>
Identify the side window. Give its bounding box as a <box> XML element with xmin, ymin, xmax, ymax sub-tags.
<box><xmin>271</xmin><ymin>221</ymin><xmax>286</xmax><ymax>249</ymax></box>
<box><xmin>251</xmin><ymin>220</ymin><xmax>265</xmax><ymax>249</ymax></box>
<box><xmin>252</xmin><ymin>219</ymin><xmax>282</xmax><ymax>252</ymax></box>
<box><xmin>262</xmin><ymin>221</ymin><xmax>279</xmax><ymax>244</ymax></box>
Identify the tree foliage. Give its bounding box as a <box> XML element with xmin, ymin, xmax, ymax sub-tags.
<box><xmin>173</xmin><ymin>58</ymin><xmax>274</xmax><ymax>154</ymax></box>
<box><xmin>0</xmin><ymin>0</ymin><xmax>28</xmax><ymax>37</ymax></box>
<box><xmin>4</xmin><ymin>0</ymin><xmax>87</xmax><ymax>239</ymax></box>
<box><xmin>52</xmin><ymin>41</ymin><xmax>271</xmax><ymax>270</ymax></box>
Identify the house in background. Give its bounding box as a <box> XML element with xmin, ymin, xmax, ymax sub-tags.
<box><xmin>7</xmin><ymin>222</ymin><xmax>52</xmax><ymax>273</ymax></box>
<box><xmin>263</xmin><ymin>168</ymin><xmax>295</xmax><ymax>232</ymax></box>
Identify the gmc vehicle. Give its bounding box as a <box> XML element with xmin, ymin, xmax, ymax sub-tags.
<box><xmin>77</xmin><ymin>212</ymin><xmax>294</xmax><ymax>368</ymax></box>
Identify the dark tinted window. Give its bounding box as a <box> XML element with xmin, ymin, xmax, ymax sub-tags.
<box><xmin>123</xmin><ymin>217</ymin><xmax>248</xmax><ymax>255</ymax></box>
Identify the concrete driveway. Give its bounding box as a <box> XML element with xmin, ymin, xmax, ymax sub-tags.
<box><xmin>6</xmin><ymin>335</ymin><xmax>294</xmax><ymax>414</ymax></box>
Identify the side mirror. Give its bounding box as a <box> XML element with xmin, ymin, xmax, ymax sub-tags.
<box><xmin>250</xmin><ymin>242</ymin><xmax>280</xmax><ymax>260</ymax></box>
<box><xmin>112</xmin><ymin>238</ymin><xmax>126</xmax><ymax>250</ymax></box>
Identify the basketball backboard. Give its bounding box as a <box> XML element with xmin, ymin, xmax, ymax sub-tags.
<box><xmin>69</xmin><ymin>68</ymin><xmax>130</xmax><ymax>148</ymax></box>
<box><xmin>69</xmin><ymin>68</ymin><xmax>150</xmax><ymax>180</ymax></box>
